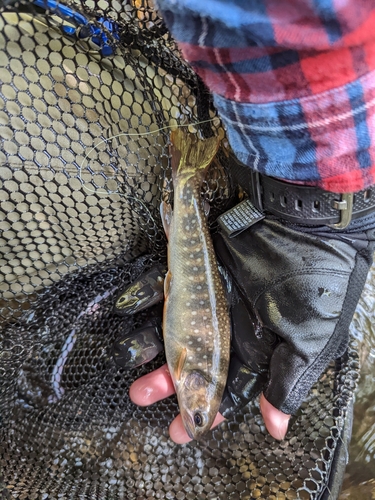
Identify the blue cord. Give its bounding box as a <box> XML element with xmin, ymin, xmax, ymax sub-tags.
<box><xmin>32</xmin><ymin>0</ymin><xmax>120</xmax><ymax>56</ymax></box>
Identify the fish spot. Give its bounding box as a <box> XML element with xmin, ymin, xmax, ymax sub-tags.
<box><xmin>197</xmin><ymin>258</ymin><xmax>202</xmax><ymax>262</ymax></box>
<box><xmin>190</xmin><ymin>254</ymin><xmax>194</xmax><ymax>258</ymax></box>
<box><xmin>197</xmin><ymin>285</ymin><xmax>202</xmax><ymax>290</ymax></box>
<box><xmin>188</xmin><ymin>356</ymin><xmax>193</xmax><ymax>360</ymax></box>
<box><xmin>200</xmin><ymin>301</ymin><xmax>205</xmax><ymax>305</ymax></box>
<box><xmin>186</xmin><ymin>226</ymin><xmax>190</xmax><ymax>231</ymax></box>
<box><xmin>191</xmin><ymin>321</ymin><xmax>196</xmax><ymax>325</ymax></box>
<box><xmin>208</xmin><ymin>331</ymin><xmax>212</xmax><ymax>336</ymax></box>
<box><xmin>208</xmin><ymin>347</ymin><xmax>213</xmax><ymax>351</ymax></box>
<box><xmin>194</xmin><ymin>329</ymin><xmax>199</xmax><ymax>333</ymax></box>
<box><xmin>198</xmin><ymin>362</ymin><xmax>202</xmax><ymax>366</ymax></box>
<box><xmin>197</xmin><ymin>347</ymin><xmax>201</xmax><ymax>351</ymax></box>
<box><xmin>203</xmin><ymin>355</ymin><xmax>207</xmax><ymax>359</ymax></box>
<box><xmin>198</xmin><ymin>337</ymin><xmax>202</xmax><ymax>342</ymax></box>
<box><xmin>189</xmin><ymin>276</ymin><xmax>194</xmax><ymax>281</ymax></box>
<box><xmin>191</xmin><ymin>294</ymin><xmax>196</xmax><ymax>299</ymax></box>
<box><xmin>182</xmin><ymin>236</ymin><xmax>187</xmax><ymax>240</ymax></box>
<box><xmin>191</xmin><ymin>240</ymin><xmax>196</xmax><ymax>245</ymax></box>
<box><xmin>186</xmin><ymin>302</ymin><xmax>190</xmax><ymax>306</ymax></box>
<box><xmin>192</xmin><ymin>311</ymin><xmax>197</xmax><ymax>315</ymax></box>
<box><xmin>188</xmin><ymin>341</ymin><xmax>192</xmax><ymax>345</ymax></box>
<box><xmin>203</xmin><ymin>316</ymin><xmax>207</xmax><ymax>320</ymax></box>
<box><xmin>205</xmin><ymin>309</ymin><xmax>210</xmax><ymax>312</ymax></box>
<box><xmin>193</xmin><ymin>267</ymin><xmax>198</xmax><ymax>271</ymax></box>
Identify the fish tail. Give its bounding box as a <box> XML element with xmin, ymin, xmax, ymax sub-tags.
<box><xmin>170</xmin><ymin>128</ymin><xmax>220</xmax><ymax>178</ymax></box>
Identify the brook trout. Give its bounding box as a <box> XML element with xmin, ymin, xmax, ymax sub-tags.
<box><xmin>161</xmin><ymin>129</ymin><xmax>231</xmax><ymax>440</ymax></box>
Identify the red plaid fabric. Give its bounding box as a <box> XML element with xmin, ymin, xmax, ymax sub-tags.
<box><xmin>158</xmin><ymin>0</ymin><xmax>375</xmax><ymax>193</ymax></box>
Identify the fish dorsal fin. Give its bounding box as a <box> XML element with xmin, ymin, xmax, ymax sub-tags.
<box><xmin>170</xmin><ymin>129</ymin><xmax>220</xmax><ymax>178</ymax></box>
<box><xmin>175</xmin><ymin>347</ymin><xmax>187</xmax><ymax>382</ymax></box>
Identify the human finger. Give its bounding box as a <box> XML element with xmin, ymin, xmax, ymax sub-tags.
<box><xmin>169</xmin><ymin>412</ymin><xmax>226</xmax><ymax>444</ymax></box>
<box><xmin>112</xmin><ymin>322</ymin><xmax>163</xmax><ymax>369</ymax></box>
<box><xmin>218</xmin><ymin>292</ymin><xmax>275</xmax><ymax>418</ymax></box>
<box><xmin>114</xmin><ymin>264</ymin><xmax>166</xmax><ymax>315</ymax></box>
<box><xmin>260</xmin><ymin>393</ymin><xmax>291</xmax><ymax>441</ymax></box>
<box><xmin>129</xmin><ymin>364</ymin><xmax>175</xmax><ymax>406</ymax></box>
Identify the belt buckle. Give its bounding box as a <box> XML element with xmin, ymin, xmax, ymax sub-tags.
<box><xmin>329</xmin><ymin>193</ymin><xmax>354</xmax><ymax>229</ymax></box>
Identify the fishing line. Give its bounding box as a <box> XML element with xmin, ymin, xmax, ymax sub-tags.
<box><xmin>125</xmin><ymin>195</ymin><xmax>160</xmax><ymax>233</ymax></box>
<box><xmin>77</xmin><ymin>118</ymin><xmax>218</xmax><ymax>232</ymax></box>
<box><xmin>326</xmin><ymin>484</ymin><xmax>333</xmax><ymax>500</ymax></box>
<box><xmin>78</xmin><ymin>118</ymin><xmax>217</xmax><ymax>197</ymax></box>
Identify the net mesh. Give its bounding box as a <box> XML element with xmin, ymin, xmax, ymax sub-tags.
<box><xmin>0</xmin><ymin>1</ymin><xmax>367</xmax><ymax>498</ymax></box>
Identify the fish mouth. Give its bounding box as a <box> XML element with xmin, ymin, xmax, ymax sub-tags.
<box><xmin>184</xmin><ymin>420</ymin><xmax>196</xmax><ymax>441</ymax></box>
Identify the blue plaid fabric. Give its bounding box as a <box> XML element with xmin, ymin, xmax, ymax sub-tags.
<box><xmin>158</xmin><ymin>0</ymin><xmax>375</xmax><ymax>193</ymax></box>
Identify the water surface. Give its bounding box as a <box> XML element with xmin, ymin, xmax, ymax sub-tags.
<box><xmin>340</xmin><ymin>264</ymin><xmax>375</xmax><ymax>499</ymax></box>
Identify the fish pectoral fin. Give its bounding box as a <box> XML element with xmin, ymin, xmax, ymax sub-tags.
<box><xmin>174</xmin><ymin>347</ymin><xmax>187</xmax><ymax>382</ymax></box>
<box><xmin>203</xmin><ymin>198</ymin><xmax>210</xmax><ymax>217</ymax></box>
<box><xmin>160</xmin><ymin>201</ymin><xmax>173</xmax><ymax>240</ymax></box>
<box><xmin>164</xmin><ymin>270</ymin><xmax>172</xmax><ymax>298</ymax></box>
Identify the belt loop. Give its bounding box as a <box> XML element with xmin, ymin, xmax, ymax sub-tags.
<box><xmin>249</xmin><ymin>171</ymin><xmax>263</xmax><ymax>211</ymax></box>
<box><xmin>328</xmin><ymin>193</ymin><xmax>354</xmax><ymax>230</ymax></box>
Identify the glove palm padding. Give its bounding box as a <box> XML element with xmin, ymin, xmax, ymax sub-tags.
<box><xmin>214</xmin><ymin>218</ymin><xmax>374</xmax><ymax>415</ymax></box>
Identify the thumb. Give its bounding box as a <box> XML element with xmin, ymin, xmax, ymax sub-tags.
<box><xmin>260</xmin><ymin>393</ymin><xmax>290</xmax><ymax>441</ymax></box>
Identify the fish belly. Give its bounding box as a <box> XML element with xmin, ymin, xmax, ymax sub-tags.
<box><xmin>164</xmin><ymin>176</ymin><xmax>230</xmax><ymax>401</ymax></box>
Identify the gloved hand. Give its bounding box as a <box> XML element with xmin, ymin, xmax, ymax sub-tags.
<box><xmin>112</xmin><ymin>254</ymin><xmax>276</xmax><ymax>426</ymax></box>
<box><xmin>113</xmin><ymin>208</ymin><xmax>375</xmax><ymax>442</ymax></box>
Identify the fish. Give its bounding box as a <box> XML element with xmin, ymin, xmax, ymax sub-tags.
<box><xmin>161</xmin><ymin>128</ymin><xmax>231</xmax><ymax>440</ymax></box>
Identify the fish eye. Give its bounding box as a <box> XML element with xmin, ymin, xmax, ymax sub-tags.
<box><xmin>194</xmin><ymin>412</ymin><xmax>204</xmax><ymax>427</ymax></box>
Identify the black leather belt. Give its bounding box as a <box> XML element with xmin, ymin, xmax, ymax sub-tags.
<box><xmin>252</xmin><ymin>173</ymin><xmax>375</xmax><ymax>229</ymax></box>
<box><xmin>230</xmin><ymin>158</ymin><xmax>375</xmax><ymax>229</ymax></box>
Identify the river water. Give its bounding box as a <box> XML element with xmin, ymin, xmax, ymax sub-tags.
<box><xmin>339</xmin><ymin>264</ymin><xmax>375</xmax><ymax>499</ymax></box>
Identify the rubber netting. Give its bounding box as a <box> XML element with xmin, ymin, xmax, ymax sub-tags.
<box><xmin>0</xmin><ymin>1</ymin><xmax>365</xmax><ymax>499</ymax></box>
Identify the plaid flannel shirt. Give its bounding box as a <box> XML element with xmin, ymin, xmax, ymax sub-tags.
<box><xmin>158</xmin><ymin>0</ymin><xmax>375</xmax><ymax>193</ymax></box>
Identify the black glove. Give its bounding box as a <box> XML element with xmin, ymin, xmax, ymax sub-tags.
<box><xmin>214</xmin><ymin>213</ymin><xmax>375</xmax><ymax>415</ymax></box>
<box><xmin>112</xmin><ymin>208</ymin><xmax>375</xmax><ymax>417</ymax></box>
